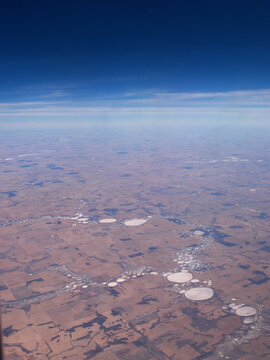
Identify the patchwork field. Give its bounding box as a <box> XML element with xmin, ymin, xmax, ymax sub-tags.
<box><xmin>0</xmin><ymin>128</ymin><xmax>269</xmax><ymax>359</ymax></box>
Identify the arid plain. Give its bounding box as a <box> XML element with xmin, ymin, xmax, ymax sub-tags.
<box><xmin>0</xmin><ymin>128</ymin><xmax>269</xmax><ymax>359</ymax></box>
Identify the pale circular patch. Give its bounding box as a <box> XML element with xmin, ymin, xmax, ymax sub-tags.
<box><xmin>99</xmin><ymin>218</ymin><xmax>117</xmax><ymax>223</ymax></box>
<box><xmin>235</xmin><ymin>306</ymin><xmax>256</xmax><ymax>317</ymax></box>
<box><xmin>116</xmin><ymin>278</ymin><xmax>125</xmax><ymax>283</ymax></box>
<box><xmin>191</xmin><ymin>279</ymin><xmax>199</xmax><ymax>283</ymax></box>
<box><xmin>107</xmin><ymin>281</ymin><xmax>118</xmax><ymax>287</ymax></box>
<box><xmin>124</xmin><ymin>218</ymin><xmax>148</xmax><ymax>226</ymax></box>
<box><xmin>167</xmin><ymin>272</ymin><xmax>193</xmax><ymax>283</ymax></box>
<box><xmin>185</xmin><ymin>287</ymin><xmax>214</xmax><ymax>301</ymax></box>
<box><xmin>243</xmin><ymin>317</ymin><xmax>255</xmax><ymax>324</ymax></box>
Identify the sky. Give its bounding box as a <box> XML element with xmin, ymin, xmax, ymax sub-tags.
<box><xmin>1</xmin><ymin>0</ymin><xmax>270</xmax><ymax>129</ymax></box>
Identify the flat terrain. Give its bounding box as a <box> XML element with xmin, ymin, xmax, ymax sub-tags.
<box><xmin>0</xmin><ymin>128</ymin><xmax>269</xmax><ymax>359</ymax></box>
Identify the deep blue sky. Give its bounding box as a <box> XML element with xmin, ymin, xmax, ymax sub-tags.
<box><xmin>1</xmin><ymin>0</ymin><xmax>270</xmax><ymax>128</ymax></box>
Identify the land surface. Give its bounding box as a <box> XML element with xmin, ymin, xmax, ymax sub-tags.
<box><xmin>0</xmin><ymin>127</ymin><xmax>269</xmax><ymax>359</ymax></box>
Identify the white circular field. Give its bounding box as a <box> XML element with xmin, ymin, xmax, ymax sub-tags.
<box><xmin>185</xmin><ymin>287</ymin><xmax>214</xmax><ymax>301</ymax></box>
<box><xmin>116</xmin><ymin>278</ymin><xmax>125</xmax><ymax>283</ymax></box>
<box><xmin>99</xmin><ymin>218</ymin><xmax>117</xmax><ymax>223</ymax></box>
<box><xmin>107</xmin><ymin>281</ymin><xmax>118</xmax><ymax>287</ymax></box>
<box><xmin>124</xmin><ymin>218</ymin><xmax>148</xmax><ymax>226</ymax></box>
<box><xmin>235</xmin><ymin>306</ymin><xmax>256</xmax><ymax>317</ymax></box>
<box><xmin>167</xmin><ymin>272</ymin><xmax>193</xmax><ymax>283</ymax></box>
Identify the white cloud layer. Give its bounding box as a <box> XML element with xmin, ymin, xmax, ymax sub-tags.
<box><xmin>0</xmin><ymin>89</ymin><xmax>270</xmax><ymax>129</ymax></box>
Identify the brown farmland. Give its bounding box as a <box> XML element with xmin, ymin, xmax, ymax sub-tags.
<box><xmin>0</xmin><ymin>129</ymin><xmax>269</xmax><ymax>359</ymax></box>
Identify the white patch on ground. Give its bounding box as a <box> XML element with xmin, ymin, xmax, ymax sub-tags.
<box><xmin>99</xmin><ymin>218</ymin><xmax>117</xmax><ymax>223</ymax></box>
<box><xmin>107</xmin><ymin>281</ymin><xmax>118</xmax><ymax>287</ymax></box>
<box><xmin>163</xmin><ymin>272</ymin><xmax>172</xmax><ymax>277</ymax></box>
<box><xmin>235</xmin><ymin>306</ymin><xmax>257</xmax><ymax>317</ymax></box>
<box><xmin>75</xmin><ymin>213</ymin><xmax>90</xmax><ymax>223</ymax></box>
<box><xmin>116</xmin><ymin>278</ymin><xmax>125</xmax><ymax>283</ymax></box>
<box><xmin>185</xmin><ymin>287</ymin><xmax>214</xmax><ymax>301</ymax></box>
<box><xmin>167</xmin><ymin>272</ymin><xmax>193</xmax><ymax>283</ymax></box>
<box><xmin>194</xmin><ymin>230</ymin><xmax>204</xmax><ymax>236</ymax></box>
<box><xmin>124</xmin><ymin>218</ymin><xmax>148</xmax><ymax>226</ymax></box>
<box><xmin>191</xmin><ymin>279</ymin><xmax>199</xmax><ymax>283</ymax></box>
<box><xmin>243</xmin><ymin>317</ymin><xmax>255</xmax><ymax>324</ymax></box>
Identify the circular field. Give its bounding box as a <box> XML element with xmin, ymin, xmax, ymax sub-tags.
<box><xmin>167</xmin><ymin>272</ymin><xmax>193</xmax><ymax>283</ymax></box>
<box><xmin>235</xmin><ymin>306</ymin><xmax>256</xmax><ymax>317</ymax></box>
<box><xmin>124</xmin><ymin>218</ymin><xmax>148</xmax><ymax>226</ymax></box>
<box><xmin>185</xmin><ymin>287</ymin><xmax>214</xmax><ymax>301</ymax></box>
